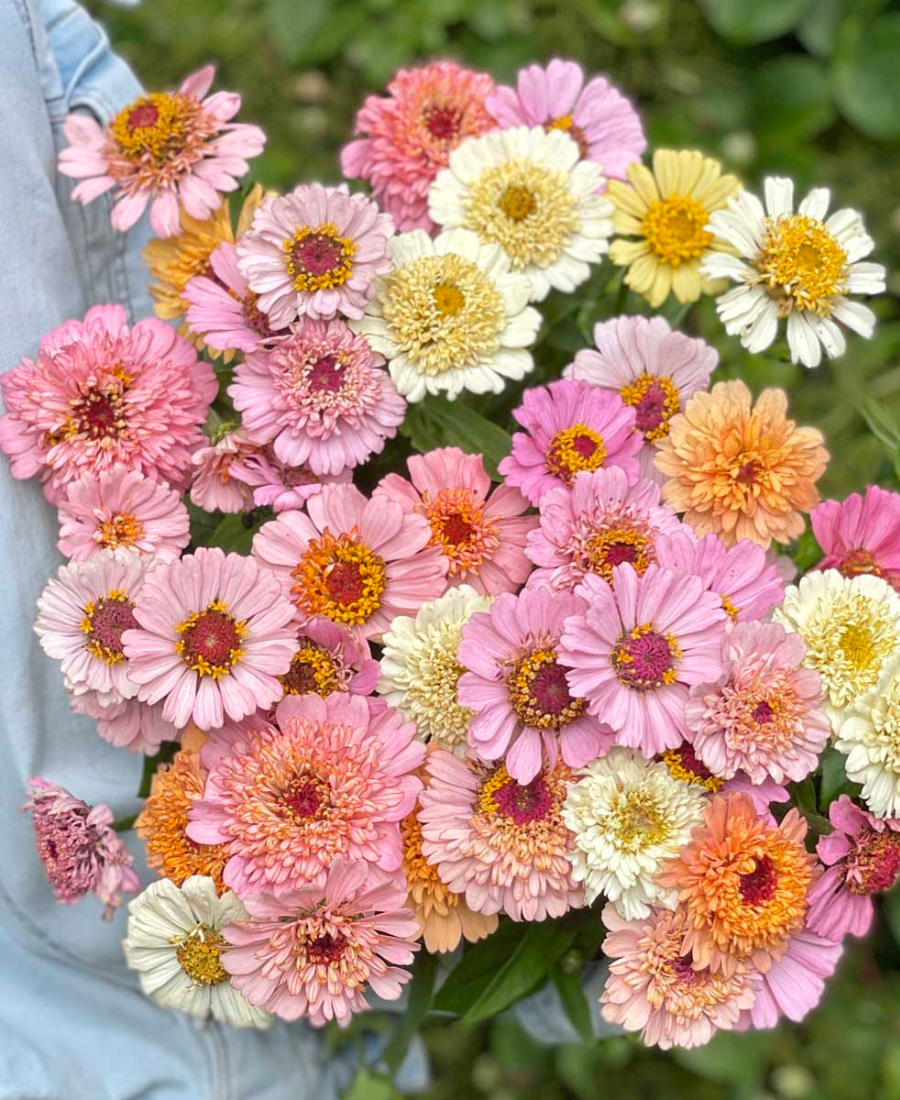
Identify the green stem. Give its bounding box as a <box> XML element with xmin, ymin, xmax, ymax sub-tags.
<box><xmin>614</xmin><ymin>274</ymin><xmax>630</xmax><ymax>315</ymax></box>
<box><xmin>113</xmin><ymin>813</ymin><xmax>139</xmax><ymax>833</ymax></box>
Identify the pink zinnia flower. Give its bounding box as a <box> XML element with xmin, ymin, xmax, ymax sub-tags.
<box><xmin>559</xmin><ymin>564</ymin><xmax>728</xmax><ymax>756</ymax></box>
<box><xmin>457</xmin><ymin>586</ymin><xmax>615</xmax><ymax>784</ymax></box>
<box><xmin>187</xmin><ymin>694</ymin><xmax>424</xmax><ymax>894</ymax></box>
<box><xmin>811</xmin><ymin>485</ymin><xmax>900</xmax><ymax>592</ymax></box>
<box><xmin>229</xmin><ymin>318</ymin><xmax>405</xmax><ymax>476</ymax></box>
<box><xmin>223</xmin><ymin>860</ymin><xmax>419</xmax><ymax>1025</ymax></box>
<box><xmin>656</xmin><ymin>530</ymin><xmax>785</xmax><ymax>623</ymax></box>
<box><xmin>57</xmin><ymin>465</ymin><xmax>190</xmax><ymax>562</ymax></box>
<box><xmin>485</xmin><ymin>60</ymin><xmax>645</xmax><ymax>182</ymax></box>
<box><xmin>736</xmin><ymin>930</ymin><xmax>842</xmax><ymax>1029</ymax></box>
<box><xmin>236</xmin><ymin>184</ymin><xmax>394</xmax><ymax>328</ymax></box>
<box><xmin>658</xmin><ymin>739</ymin><xmax>791</xmax><ymax>818</ymax></box>
<box><xmin>375</xmin><ymin>446</ymin><xmax>536</xmax><ymax>595</ymax></box>
<box><xmin>565</xmin><ymin>316</ymin><xmax>717</xmax><ymax>482</ymax></box>
<box><xmin>341</xmin><ymin>60</ymin><xmax>497</xmax><ymax>233</ymax></box>
<box><xmin>251</xmin><ymin>484</ymin><xmax>448</xmax><ymax>643</ymax></box>
<box><xmin>278</xmin><ymin>619</ymin><xmax>380</xmax><ymax>700</ymax></box>
<box><xmin>806</xmin><ymin>795</ymin><xmax>900</xmax><ymax>943</ymax></box>
<box><xmin>58</xmin><ymin>64</ymin><xmax>265</xmax><ymax>237</ymax></box>
<box><xmin>600</xmin><ymin>903</ymin><xmax>759</xmax><ymax>1049</ymax></box>
<box><xmin>189</xmin><ymin>429</ymin><xmax>258</xmax><ymax>514</ymax></box>
<box><xmin>184</xmin><ymin>241</ymin><xmax>288</xmax><ymax>355</ymax></box>
<box><xmin>70</xmin><ymin>693</ymin><xmax>177</xmax><ymax>755</ymax></box>
<box><xmin>24</xmin><ymin>778</ymin><xmax>140</xmax><ymax>918</ymax></box>
<box><xmin>229</xmin><ymin>444</ymin><xmax>351</xmax><ymax>513</ymax></box>
<box><xmin>525</xmin><ymin>467</ymin><xmax>683</xmax><ymax>593</ymax></box>
<box><xmin>684</xmin><ymin>622</ymin><xmax>830</xmax><ymax>787</ymax></box>
<box><xmin>418</xmin><ymin>749</ymin><xmax>583</xmax><ymax>921</ymax></box>
<box><xmin>0</xmin><ymin>304</ymin><xmax>216</xmax><ymax>503</ymax></box>
<box><xmin>122</xmin><ymin>547</ymin><xmax>296</xmax><ymax>731</ymax></box>
<box><xmin>498</xmin><ymin>379</ymin><xmax>641</xmax><ymax>506</ymax></box>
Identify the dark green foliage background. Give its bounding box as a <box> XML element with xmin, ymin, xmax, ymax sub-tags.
<box><xmin>86</xmin><ymin>0</ymin><xmax>900</xmax><ymax>1095</ymax></box>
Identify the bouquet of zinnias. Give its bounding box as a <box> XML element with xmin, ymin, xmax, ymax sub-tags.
<box><xmin>6</xmin><ymin>54</ymin><xmax>899</xmax><ymax>1050</ymax></box>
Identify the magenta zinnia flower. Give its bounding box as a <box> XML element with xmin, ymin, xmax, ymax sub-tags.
<box><xmin>457</xmin><ymin>586</ymin><xmax>615</xmax><ymax>783</ymax></box>
<box><xmin>223</xmin><ymin>860</ymin><xmax>419</xmax><ymax>1025</ymax></box>
<box><xmin>811</xmin><ymin>485</ymin><xmax>900</xmax><ymax>592</ymax></box>
<box><xmin>341</xmin><ymin>60</ymin><xmax>497</xmax><ymax>233</ymax></box>
<box><xmin>236</xmin><ymin>184</ymin><xmax>394</xmax><ymax>328</ymax></box>
<box><xmin>526</xmin><ymin>467</ymin><xmax>683</xmax><ymax>593</ymax></box>
<box><xmin>229</xmin><ymin>318</ymin><xmax>406</xmax><ymax>476</ymax></box>
<box><xmin>58</xmin><ymin>65</ymin><xmax>265</xmax><ymax>237</ymax></box>
<box><xmin>684</xmin><ymin>621</ymin><xmax>830</xmax><ymax>787</ymax></box>
<box><xmin>0</xmin><ymin>304</ymin><xmax>216</xmax><ymax>503</ymax></box>
<box><xmin>24</xmin><ymin>779</ymin><xmax>140</xmax><ymax>918</ymax></box>
<box><xmin>376</xmin><ymin>446</ymin><xmax>536</xmax><ymax>595</ymax></box>
<box><xmin>57</xmin><ymin>465</ymin><xmax>190</xmax><ymax>562</ymax></box>
<box><xmin>559</xmin><ymin>565</ymin><xmax>728</xmax><ymax>756</ymax></box>
<box><xmin>806</xmin><ymin>795</ymin><xmax>900</xmax><ymax>943</ymax></box>
<box><xmin>486</xmin><ymin>59</ymin><xmax>645</xmax><ymax>182</ymax></box>
<box><xmin>565</xmin><ymin>316</ymin><xmax>717</xmax><ymax>482</ymax></box>
<box><xmin>189</xmin><ymin>429</ymin><xmax>259</xmax><ymax>514</ymax></box>
<box><xmin>187</xmin><ymin>694</ymin><xmax>424</xmax><ymax>895</ymax></box>
<box><xmin>418</xmin><ymin>749</ymin><xmax>584</xmax><ymax>921</ymax></box>
<box><xmin>251</xmin><ymin>484</ymin><xmax>448</xmax><ymax>643</ymax></box>
<box><xmin>498</xmin><ymin>379</ymin><xmax>641</xmax><ymax>506</ymax></box>
<box><xmin>229</xmin><ymin>444</ymin><xmax>351</xmax><ymax>513</ymax></box>
<box><xmin>122</xmin><ymin>547</ymin><xmax>296</xmax><ymax>731</ymax></box>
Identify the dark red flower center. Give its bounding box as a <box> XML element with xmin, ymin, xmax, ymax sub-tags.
<box><xmin>424</xmin><ymin>104</ymin><xmax>461</xmax><ymax>141</ymax></box>
<box><xmin>571</xmin><ymin>433</ymin><xmax>599</xmax><ymax>459</ymax></box>
<box><xmin>678</xmin><ymin>742</ymin><xmax>715</xmax><ymax>782</ymax></box>
<box><xmin>181</xmin><ymin>610</ymin><xmax>242</xmax><ymax>667</ymax></box>
<box><xmin>88</xmin><ymin>596</ymin><xmax>138</xmax><ymax>658</ymax></box>
<box><xmin>735</xmin><ymin>463</ymin><xmax>758</xmax><ymax>485</ymax></box>
<box><xmin>752</xmin><ymin>700</ymin><xmax>775</xmax><ymax>724</ymax></box>
<box><xmin>613</xmin><ymin>628</ymin><xmax>677</xmax><ymax>690</ymax></box>
<box><xmin>281</xmin><ymin>660</ymin><xmax>319</xmax><ymax>696</ymax></box>
<box><xmin>529</xmin><ymin>661</ymin><xmax>577</xmax><ymax>717</ymax></box>
<box><xmin>633</xmin><ymin>381</ymin><xmax>669</xmax><ymax>433</ymax></box>
<box><xmin>306</xmin><ymin>354</ymin><xmax>345</xmax><ymax>393</ymax></box>
<box><xmin>671</xmin><ymin>952</ymin><xmax>701</xmax><ymax>985</ymax></box>
<box><xmin>493</xmin><ymin>773</ymin><xmax>554</xmax><ymax>826</ymax></box>
<box><xmin>242</xmin><ymin>293</ymin><xmax>277</xmax><ymax>338</ymax></box>
<box><xmin>442</xmin><ymin>512</ymin><xmax>474</xmax><ymax>545</ymax></box>
<box><xmin>128</xmin><ymin>102</ymin><xmax>160</xmax><ymax>130</ymax></box>
<box><xmin>291</xmin><ymin>234</ymin><xmax>347</xmax><ymax>278</ymax></box>
<box><xmin>281</xmin><ymin>778</ymin><xmax>324</xmax><ymax>821</ymax></box>
<box><xmin>325</xmin><ymin>562</ymin><xmax>365</xmax><ymax>606</ymax></box>
<box><xmin>72</xmin><ymin>389</ymin><xmax>122</xmax><ymax>439</ymax></box>
<box><xmin>603</xmin><ymin>540</ymin><xmax>639</xmax><ymax>567</ymax></box>
<box><xmin>282</xmin><ymin>465</ymin><xmax>319</xmax><ymax>488</ymax></box>
<box><xmin>847</xmin><ymin>833</ymin><xmax>900</xmax><ymax>895</ymax></box>
<box><xmin>739</xmin><ymin>855</ymin><xmax>778</xmax><ymax>905</ymax></box>
<box><xmin>306</xmin><ymin>931</ymin><xmax>348</xmax><ymax>963</ymax></box>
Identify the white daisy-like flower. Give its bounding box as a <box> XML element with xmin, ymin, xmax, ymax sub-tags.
<box><xmin>835</xmin><ymin>654</ymin><xmax>900</xmax><ymax>818</ymax></box>
<box><xmin>123</xmin><ymin>875</ymin><xmax>270</xmax><ymax>1029</ymax></box>
<box><xmin>428</xmin><ymin>125</ymin><xmax>613</xmax><ymax>302</ymax></box>
<box><xmin>702</xmin><ymin>177</ymin><xmax>886</xmax><ymax>368</ymax></box>
<box><xmin>561</xmin><ymin>747</ymin><xmax>707</xmax><ymax>920</ymax></box>
<box><xmin>377</xmin><ymin>584</ymin><xmax>492</xmax><ymax>755</ymax></box>
<box><xmin>773</xmin><ymin>569</ymin><xmax>900</xmax><ymax>727</ymax></box>
<box><xmin>355</xmin><ymin>227</ymin><xmax>541</xmax><ymax>402</ymax></box>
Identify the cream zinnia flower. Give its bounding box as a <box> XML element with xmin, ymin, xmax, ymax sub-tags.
<box><xmin>607</xmin><ymin>149</ymin><xmax>741</xmax><ymax>308</ymax></box>
<box><xmin>835</xmin><ymin>654</ymin><xmax>900</xmax><ymax>818</ymax></box>
<box><xmin>774</xmin><ymin>570</ymin><xmax>900</xmax><ymax>726</ymax></box>
<box><xmin>428</xmin><ymin>126</ymin><xmax>613</xmax><ymax>302</ymax></box>
<box><xmin>378</xmin><ymin>585</ymin><xmax>492</xmax><ymax>754</ymax></box>
<box><xmin>355</xmin><ymin>227</ymin><xmax>541</xmax><ymax>401</ymax></box>
<box><xmin>562</xmin><ymin>747</ymin><xmax>707</xmax><ymax>919</ymax></box>
<box><xmin>702</xmin><ymin>177</ymin><xmax>886</xmax><ymax>368</ymax></box>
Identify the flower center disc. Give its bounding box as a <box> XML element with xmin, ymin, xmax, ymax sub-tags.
<box><xmin>757</xmin><ymin>214</ymin><xmax>848</xmax><ymax>315</ymax></box>
<box><xmin>284</xmin><ymin>223</ymin><xmax>356</xmax><ymax>291</ymax></box>
<box><xmin>641</xmin><ymin>196</ymin><xmax>712</xmax><ymax>266</ymax></box>
<box><xmin>848</xmin><ymin>833</ymin><xmax>900</xmax><ymax>895</ymax></box>
<box><xmin>293</xmin><ymin>534</ymin><xmax>387</xmax><ymax>627</ymax></box>
<box><xmin>620</xmin><ymin>373</ymin><xmax>681</xmax><ymax>441</ymax></box>
<box><xmin>423</xmin><ymin>104</ymin><xmax>461</xmax><ymax>141</ymax></box>
<box><xmin>612</xmin><ymin>624</ymin><xmax>680</xmax><ymax>691</ymax></box>
<box><xmin>432</xmin><ymin>283</ymin><xmax>466</xmax><ymax>317</ymax></box>
<box><xmin>479</xmin><ymin>765</ymin><xmax>554</xmax><ymax>825</ymax></box>
<box><xmin>498</xmin><ymin>184</ymin><xmax>537</xmax><ymax>222</ymax></box>
<box><xmin>280</xmin><ymin>773</ymin><xmax>328</xmax><ymax>822</ymax></box>
<box><xmin>175</xmin><ymin>927</ymin><xmax>228</xmax><ymax>985</ymax></box>
<box><xmin>306</xmin><ymin>931</ymin><xmax>348</xmax><ymax>963</ymax></box>
<box><xmin>546</xmin><ymin>424</ymin><xmax>606</xmax><ymax>484</ymax></box>
<box><xmin>739</xmin><ymin>855</ymin><xmax>778</xmax><ymax>906</ymax></box>
<box><xmin>98</xmin><ymin>512</ymin><xmax>144</xmax><ymax>550</ymax></box>
<box><xmin>82</xmin><ymin>592</ymin><xmax>137</xmax><ymax>664</ymax></box>
<box><xmin>306</xmin><ymin>354</ymin><xmax>346</xmax><ymax>393</ymax></box>
<box><xmin>281</xmin><ymin>642</ymin><xmax>338</xmax><ymax>697</ymax></box>
<box><xmin>507</xmin><ymin>647</ymin><xmax>585</xmax><ymax>729</ymax></box>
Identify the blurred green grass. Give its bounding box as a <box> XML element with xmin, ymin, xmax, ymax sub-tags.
<box><xmin>85</xmin><ymin>0</ymin><xmax>900</xmax><ymax>1095</ymax></box>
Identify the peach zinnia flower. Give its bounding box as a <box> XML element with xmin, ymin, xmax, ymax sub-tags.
<box><xmin>656</xmin><ymin>793</ymin><xmax>818</xmax><ymax>976</ymax></box>
<box><xmin>654</xmin><ymin>380</ymin><xmax>828</xmax><ymax>548</ymax></box>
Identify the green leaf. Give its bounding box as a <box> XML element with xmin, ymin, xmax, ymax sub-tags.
<box><xmin>754</xmin><ymin>56</ymin><xmax>835</xmax><ymax>144</ymax></box>
<box><xmin>796</xmin><ymin>0</ymin><xmax>845</xmax><ymax>57</ymax></box>
<box><xmin>400</xmin><ymin>396</ymin><xmax>513</xmax><ymax>479</ymax></box>
<box><xmin>789</xmin><ymin>776</ymin><xmax>818</xmax><ymax>817</ymax></box>
<box><xmin>340</xmin><ymin>1069</ymin><xmax>400</xmax><ymax>1100</ymax></box>
<box><xmin>673</xmin><ymin>1028</ymin><xmax>772</xmax><ymax>1084</ymax></box>
<box><xmin>820</xmin><ymin>747</ymin><xmax>853</xmax><ymax>807</ymax></box>
<box><xmin>551</xmin><ymin>969</ymin><xmax>594</xmax><ymax>1043</ymax></box>
<box><xmin>380</xmin><ymin>952</ymin><xmax>438</xmax><ymax>1075</ymax></box>
<box><xmin>859</xmin><ymin>395</ymin><xmax>900</xmax><ymax>454</ymax></box>
<box><xmin>792</xmin><ymin>524</ymin><xmax>823</xmax><ymax>573</ymax></box>
<box><xmin>697</xmin><ymin>0</ymin><xmax>813</xmax><ymax>46</ymax></box>
<box><xmin>137</xmin><ymin>741</ymin><xmax>179</xmax><ymax>798</ymax></box>
<box><xmin>264</xmin><ymin>0</ymin><xmax>339</xmax><ymax>65</ymax></box>
<box><xmin>207</xmin><ymin>511</ymin><xmax>270</xmax><ymax>556</ymax></box>
<box><xmin>834</xmin><ymin>13</ymin><xmax>900</xmax><ymax>140</ymax></box>
<box><xmin>883</xmin><ymin>888</ymin><xmax>900</xmax><ymax>949</ymax></box>
<box><xmin>186</xmin><ymin>500</ymin><xmax>222</xmax><ymax>549</ymax></box>
<box><xmin>432</xmin><ymin>920</ymin><xmax>527</xmax><ymax>1016</ymax></box>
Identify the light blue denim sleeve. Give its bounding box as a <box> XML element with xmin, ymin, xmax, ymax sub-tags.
<box><xmin>0</xmin><ymin>5</ymin><xmax>343</xmax><ymax>1097</ymax></box>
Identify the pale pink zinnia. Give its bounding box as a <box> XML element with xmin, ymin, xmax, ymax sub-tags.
<box><xmin>811</xmin><ymin>485</ymin><xmax>900</xmax><ymax>593</ymax></box>
<box><xmin>222</xmin><ymin>860</ymin><xmax>419</xmax><ymax>1025</ymax></box>
<box><xmin>498</xmin><ymin>379</ymin><xmax>641</xmax><ymax>506</ymax></box>
<box><xmin>189</xmin><ymin>429</ymin><xmax>258</xmax><ymax>514</ymax></box>
<box><xmin>236</xmin><ymin>184</ymin><xmax>394</xmax><ymax>328</ymax></box>
<box><xmin>525</xmin><ymin>467</ymin><xmax>683</xmax><ymax>593</ymax></box>
<box><xmin>0</xmin><ymin>304</ymin><xmax>216</xmax><ymax>503</ymax></box>
<box><xmin>486</xmin><ymin>59</ymin><xmax>645</xmax><ymax>181</ymax></box>
<box><xmin>457</xmin><ymin>586</ymin><xmax>615</xmax><ymax>784</ymax></box>
<box><xmin>735</xmin><ymin>930</ymin><xmax>842</xmax><ymax>1029</ymax></box>
<box><xmin>70</xmin><ymin>693</ymin><xmax>177</xmax><ymax>755</ymax></box>
<box><xmin>122</xmin><ymin>547</ymin><xmax>296</xmax><ymax>730</ymax></box>
<box><xmin>806</xmin><ymin>795</ymin><xmax>900</xmax><ymax>943</ymax></box>
<box><xmin>187</xmin><ymin>694</ymin><xmax>424</xmax><ymax>895</ymax></box>
<box><xmin>341</xmin><ymin>60</ymin><xmax>497</xmax><ymax>233</ymax></box>
<box><xmin>58</xmin><ymin>65</ymin><xmax>265</xmax><ymax>237</ymax></box>
<box><xmin>229</xmin><ymin>444</ymin><xmax>352</xmax><ymax>513</ymax></box>
<box><xmin>24</xmin><ymin>778</ymin><xmax>140</xmax><ymax>918</ymax></box>
<box><xmin>564</xmin><ymin>316</ymin><xmax>718</xmax><ymax>482</ymax></box>
<box><xmin>57</xmin><ymin>465</ymin><xmax>190</xmax><ymax>562</ymax></box>
<box><xmin>418</xmin><ymin>749</ymin><xmax>584</xmax><ymax>921</ymax></box>
<box><xmin>684</xmin><ymin>621</ymin><xmax>830</xmax><ymax>787</ymax></box>
<box><xmin>229</xmin><ymin>318</ymin><xmax>406</xmax><ymax>476</ymax></box>
<box><xmin>559</xmin><ymin>564</ymin><xmax>728</xmax><ymax>756</ymax></box>
<box><xmin>251</xmin><ymin>484</ymin><xmax>448</xmax><ymax>643</ymax></box>
<box><xmin>375</xmin><ymin>446</ymin><xmax>536</xmax><ymax>595</ymax></box>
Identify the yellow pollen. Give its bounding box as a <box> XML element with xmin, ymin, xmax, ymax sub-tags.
<box><xmin>174</xmin><ymin>600</ymin><xmax>247</xmax><ymax>680</ymax></box>
<box><xmin>111</xmin><ymin>92</ymin><xmax>190</xmax><ymax>163</ymax></box>
<box><xmin>545</xmin><ymin>424</ymin><xmax>606</xmax><ymax>484</ymax></box>
<box><xmin>98</xmin><ymin>512</ymin><xmax>144</xmax><ymax>550</ymax></box>
<box><xmin>506</xmin><ymin>647</ymin><xmax>585</xmax><ymax>730</ymax></box>
<box><xmin>283</xmin><ymin>222</ymin><xmax>356</xmax><ymax>292</ymax></box>
<box><xmin>641</xmin><ymin>195</ymin><xmax>712</xmax><ymax>266</ymax></box>
<box><xmin>721</xmin><ymin>595</ymin><xmax>739</xmax><ymax>621</ymax></box>
<box><xmin>280</xmin><ymin>645</ymin><xmax>340</xmax><ymax>696</ymax></box>
<box><xmin>173</xmin><ymin>925</ymin><xmax>228</xmax><ymax>986</ymax></box>
<box><xmin>838</xmin><ymin>622</ymin><xmax>876</xmax><ymax>672</ymax></box>
<box><xmin>619</xmin><ymin>373</ymin><xmax>681</xmax><ymax>443</ymax></box>
<box><xmin>478</xmin><ymin>765</ymin><xmax>512</xmax><ymax>816</ymax></box>
<box><xmin>432</xmin><ymin>283</ymin><xmax>466</xmax><ymax>317</ymax></box>
<box><xmin>547</xmin><ymin>114</ymin><xmax>574</xmax><ymax>133</ymax></box>
<box><xmin>661</xmin><ymin>750</ymin><xmax>724</xmax><ymax>793</ymax></box>
<box><xmin>291</xmin><ymin>531</ymin><xmax>387</xmax><ymax>627</ymax></box>
<box><xmin>583</xmin><ymin>528</ymin><xmax>652</xmax><ymax>583</ymax></box>
<box><xmin>612</xmin><ymin>791</ymin><xmax>670</xmax><ymax>847</ymax></box>
<box><xmin>497</xmin><ymin>184</ymin><xmax>537</xmax><ymax>222</ymax></box>
<box><xmin>756</xmin><ymin>213</ymin><xmax>848</xmax><ymax>316</ymax></box>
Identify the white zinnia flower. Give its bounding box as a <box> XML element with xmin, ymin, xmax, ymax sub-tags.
<box><xmin>428</xmin><ymin>126</ymin><xmax>613</xmax><ymax>302</ymax></box>
<box><xmin>561</xmin><ymin>747</ymin><xmax>707</xmax><ymax>920</ymax></box>
<box><xmin>378</xmin><ymin>585</ymin><xmax>492</xmax><ymax>754</ymax></box>
<box><xmin>835</xmin><ymin>653</ymin><xmax>900</xmax><ymax>819</ymax></box>
<box><xmin>773</xmin><ymin>569</ymin><xmax>900</xmax><ymax>727</ymax></box>
<box><xmin>123</xmin><ymin>875</ymin><xmax>270</xmax><ymax>1028</ymax></box>
<box><xmin>702</xmin><ymin>177</ymin><xmax>886</xmax><ymax>368</ymax></box>
<box><xmin>354</xmin><ymin>227</ymin><xmax>540</xmax><ymax>403</ymax></box>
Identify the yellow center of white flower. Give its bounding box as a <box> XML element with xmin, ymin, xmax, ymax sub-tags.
<box><xmin>173</xmin><ymin>924</ymin><xmax>228</xmax><ymax>986</ymax></box>
<box><xmin>756</xmin><ymin>214</ymin><xmax>848</xmax><ymax>316</ymax></box>
<box><xmin>641</xmin><ymin>195</ymin><xmax>712</xmax><ymax>266</ymax></box>
<box><xmin>610</xmin><ymin>788</ymin><xmax>672</xmax><ymax>848</ymax></box>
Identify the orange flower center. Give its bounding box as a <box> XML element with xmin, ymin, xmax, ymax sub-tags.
<box><xmin>98</xmin><ymin>512</ymin><xmax>144</xmax><ymax>550</ymax></box>
<box><xmin>641</xmin><ymin>195</ymin><xmax>712</xmax><ymax>266</ymax></box>
<box><xmin>291</xmin><ymin>531</ymin><xmax>386</xmax><ymax>627</ymax></box>
<box><xmin>421</xmin><ymin>487</ymin><xmax>500</xmax><ymax>577</ymax></box>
